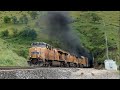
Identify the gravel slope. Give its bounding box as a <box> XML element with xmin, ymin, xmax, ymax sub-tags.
<box><xmin>0</xmin><ymin>68</ymin><xmax>119</xmax><ymax>79</ymax></box>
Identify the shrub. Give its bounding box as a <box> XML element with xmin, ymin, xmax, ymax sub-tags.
<box><xmin>10</xmin><ymin>28</ymin><xmax>18</xmax><ymax>37</ymax></box>
<box><xmin>11</xmin><ymin>16</ymin><xmax>18</xmax><ymax>24</ymax></box>
<box><xmin>19</xmin><ymin>15</ymin><xmax>28</xmax><ymax>24</ymax></box>
<box><xmin>20</xmin><ymin>27</ymin><xmax>37</xmax><ymax>40</ymax></box>
<box><xmin>14</xmin><ymin>49</ymin><xmax>28</xmax><ymax>58</ymax></box>
<box><xmin>90</xmin><ymin>13</ymin><xmax>102</xmax><ymax>23</ymax></box>
<box><xmin>29</xmin><ymin>11</ymin><xmax>38</xmax><ymax>19</ymax></box>
<box><xmin>1</xmin><ymin>30</ymin><xmax>9</xmax><ymax>37</ymax></box>
<box><xmin>4</xmin><ymin>16</ymin><xmax>11</xmax><ymax>23</ymax></box>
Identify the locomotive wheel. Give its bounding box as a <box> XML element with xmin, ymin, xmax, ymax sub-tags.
<box><xmin>77</xmin><ymin>64</ymin><xmax>79</xmax><ymax>68</ymax></box>
<box><xmin>72</xmin><ymin>63</ymin><xmax>75</xmax><ymax>67</ymax></box>
<box><xmin>80</xmin><ymin>64</ymin><xmax>84</xmax><ymax>68</ymax></box>
<box><xmin>73</xmin><ymin>63</ymin><xmax>75</xmax><ymax>67</ymax></box>
<box><xmin>60</xmin><ymin>62</ymin><xmax>64</xmax><ymax>67</ymax></box>
<box><xmin>45</xmin><ymin>61</ymin><xmax>49</xmax><ymax>67</ymax></box>
<box><xmin>47</xmin><ymin>62</ymin><xmax>51</xmax><ymax>67</ymax></box>
<box><xmin>48</xmin><ymin>61</ymin><xmax>52</xmax><ymax>67</ymax></box>
<box><xmin>48</xmin><ymin>64</ymin><xmax>51</xmax><ymax>67</ymax></box>
<box><xmin>66</xmin><ymin>63</ymin><xmax>69</xmax><ymax>68</ymax></box>
<box><xmin>38</xmin><ymin>61</ymin><xmax>44</xmax><ymax>67</ymax></box>
<box><xmin>60</xmin><ymin>62</ymin><xmax>62</xmax><ymax>67</ymax></box>
<box><xmin>75</xmin><ymin>64</ymin><xmax>77</xmax><ymax>67</ymax></box>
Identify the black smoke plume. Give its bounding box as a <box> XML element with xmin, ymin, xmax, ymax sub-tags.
<box><xmin>37</xmin><ymin>11</ymin><xmax>90</xmax><ymax>58</ymax></box>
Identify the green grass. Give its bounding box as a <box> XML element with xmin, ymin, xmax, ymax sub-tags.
<box><xmin>0</xmin><ymin>38</ymin><xmax>28</xmax><ymax>66</ymax></box>
<box><xmin>0</xmin><ymin>50</ymin><xmax>28</xmax><ymax>66</ymax></box>
<box><xmin>70</xmin><ymin>11</ymin><xmax>120</xmax><ymax>64</ymax></box>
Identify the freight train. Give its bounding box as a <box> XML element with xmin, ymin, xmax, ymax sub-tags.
<box><xmin>27</xmin><ymin>42</ymin><xmax>92</xmax><ymax>68</ymax></box>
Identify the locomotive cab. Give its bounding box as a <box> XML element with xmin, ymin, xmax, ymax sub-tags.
<box><xmin>27</xmin><ymin>42</ymin><xmax>49</xmax><ymax>65</ymax></box>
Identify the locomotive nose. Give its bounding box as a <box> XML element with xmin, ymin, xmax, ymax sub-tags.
<box><xmin>31</xmin><ymin>52</ymin><xmax>40</xmax><ymax>58</ymax></box>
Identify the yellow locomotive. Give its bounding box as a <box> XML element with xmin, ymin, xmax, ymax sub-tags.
<box><xmin>27</xmin><ymin>42</ymin><xmax>89</xmax><ymax>67</ymax></box>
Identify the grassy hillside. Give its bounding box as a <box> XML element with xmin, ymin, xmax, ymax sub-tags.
<box><xmin>0</xmin><ymin>38</ymin><xmax>28</xmax><ymax>66</ymax></box>
<box><xmin>70</xmin><ymin>11</ymin><xmax>119</xmax><ymax>64</ymax></box>
<box><xmin>0</xmin><ymin>11</ymin><xmax>119</xmax><ymax>66</ymax></box>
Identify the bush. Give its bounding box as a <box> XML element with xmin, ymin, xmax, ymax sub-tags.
<box><xmin>20</xmin><ymin>27</ymin><xmax>37</xmax><ymax>40</ymax></box>
<box><xmin>90</xmin><ymin>13</ymin><xmax>102</xmax><ymax>23</ymax></box>
<box><xmin>14</xmin><ymin>49</ymin><xmax>28</xmax><ymax>58</ymax></box>
<box><xmin>19</xmin><ymin>17</ymin><xmax>23</xmax><ymax>24</ymax></box>
<box><xmin>29</xmin><ymin>11</ymin><xmax>38</xmax><ymax>19</ymax></box>
<box><xmin>4</xmin><ymin>16</ymin><xmax>11</xmax><ymax>23</ymax></box>
<box><xmin>19</xmin><ymin>15</ymin><xmax>28</xmax><ymax>24</ymax></box>
<box><xmin>8</xmin><ymin>28</ymin><xmax>18</xmax><ymax>37</ymax></box>
<box><xmin>11</xmin><ymin>16</ymin><xmax>18</xmax><ymax>24</ymax></box>
<box><xmin>1</xmin><ymin>30</ymin><xmax>9</xmax><ymax>37</ymax></box>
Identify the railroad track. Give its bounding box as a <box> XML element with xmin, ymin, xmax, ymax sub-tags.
<box><xmin>0</xmin><ymin>66</ymin><xmax>68</xmax><ymax>70</ymax></box>
<box><xmin>0</xmin><ymin>66</ymin><xmax>89</xmax><ymax>70</ymax></box>
<box><xmin>0</xmin><ymin>66</ymin><xmax>35</xmax><ymax>70</ymax></box>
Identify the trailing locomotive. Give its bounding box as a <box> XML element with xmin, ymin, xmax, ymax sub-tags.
<box><xmin>27</xmin><ymin>42</ymin><xmax>91</xmax><ymax>68</ymax></box>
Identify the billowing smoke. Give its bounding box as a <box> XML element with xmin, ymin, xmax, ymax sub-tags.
<box><xmin>37</xmin><ymin>11</ymin><xmax>90</xmax><ymax>58</ymax></box>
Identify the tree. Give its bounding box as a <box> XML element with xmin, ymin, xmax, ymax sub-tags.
<box><xmin>1</xmin><ymin>29</ymin><xmax>9</xmax><ymax>37</ymax></box>
<box><xmin>29</xmin><ymin>11</ymin><xmax>38</xmax><ymax>19</ymax></box>
<box><xmin>11</xmin><ymin>16</ymin><xmax>17</xmax><ymax>24</ymax></box>
<box><xmin>4</xmin><ymin>16</ymin><xmax>11</xmax><ymax>23</ymax></box>
<box><xmin>87</xmin><ymin>27</ymin><xmax>105</xmax><ymax>57</ymax></box>
<box><xmin>20</xmin><ymin>27</ymin><xmax>37</xmax><ymax>40</ymax></box>
<box><xmin>23</xmin><ymin>15</ymin><xmax>28</xmax><ymax>24</ymax></box>
<box><xmin>90</xmin><ymin>13</ymin><xmax>102</xmax><ymax>23</ymax></box>
<box><xmin>19</xmin><ymin>15</ymin><xmax>28</xmax><ymax>24</ymax></box>
<box><xmin>19</xmin><ymin>16</ymin><xmax>23</xmax><ymax>24</ymax></box>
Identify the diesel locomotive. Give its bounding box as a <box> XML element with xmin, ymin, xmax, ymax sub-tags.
<box><xmin>27</xmin><ymin>42</ymin><xmax>91</xmax><ymax>68</ymax></box>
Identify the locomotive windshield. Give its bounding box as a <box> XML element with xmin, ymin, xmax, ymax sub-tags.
<box><xmin>31</xmin><ymin>52</ymin><xmax>40</xmax><ymax>54</ymax></box>
<box><xmin>31</xmin><ymin>42</ymin><xmax>47</xmax><ymax>47</ymax></box>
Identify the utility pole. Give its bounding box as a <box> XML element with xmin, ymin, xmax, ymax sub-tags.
<box><xmin>103</xmin><ymin>20</ymin><xmax>109</xmax><ymax>60</ymax></box>
<box><xmin>118</xmin><ymin>12</ymin><xmax>120</xmax><ymax>78</ymax></box>
<box><xmin>119</xmin><ymin>11</ymin><xmax>120</xmax><ymax>62</ymax></box>
<box><xmin>105</xmin><ymin>32</ymin><xmax>109</xmax><ymax>60</ymax></box>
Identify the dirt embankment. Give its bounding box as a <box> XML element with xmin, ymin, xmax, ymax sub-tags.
<box><xmin>0</xmin><ymin>68</ymin><xmax>119</xmax><ymax>79</ymax></box>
